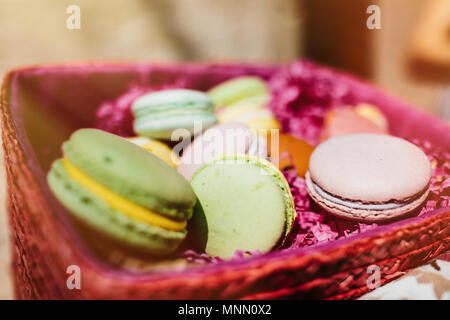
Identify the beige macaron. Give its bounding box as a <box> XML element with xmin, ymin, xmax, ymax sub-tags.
<box><xmin>306</xmin><ymin>134</ymin><xmax>431</xmax><ymax>222</ymax></box>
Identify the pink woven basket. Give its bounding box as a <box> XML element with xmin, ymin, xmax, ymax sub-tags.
<box><xmin>1</xmin><ymin>62</ymin><xmax>449</xmax><ymax>300</ymax></box>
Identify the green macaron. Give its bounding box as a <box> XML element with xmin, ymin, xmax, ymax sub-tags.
<box><xmin>207</xmin><ymin>76</ymin><xmax>269</xmax><ymax>109</ymax></box>
<box><xmin>47</xmin><ymin>128</ymin><xmax>196</xmax><ymax>255</ymax></box>
<box><xmin>190</xmin><ymin>154</ymin><xmax>296</xmax><ymax>259</ymax></box>
<box><xmin>132</xmin><ymin>89</ymin><xmax>218</xmax><ymax>140</ymax></box>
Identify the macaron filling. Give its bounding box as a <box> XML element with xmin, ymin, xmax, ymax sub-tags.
<box><xmin>62</xmin><ymin>157</ymin><xmax>187</xmax><ymax>231</ymax></box>
<box><xmin>127</xmin><ymin>136</ymin><xmax>179</xmax><ymax>167</ymax></box>
<box><xmin>309</xmin><ymin>175</ymin><xmax>429</xmax><ymax>211</ymax></box>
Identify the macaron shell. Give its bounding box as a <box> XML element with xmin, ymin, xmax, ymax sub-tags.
<box><xmin>48</xmin><ymin>160</ymin><xmax>186</xmax><ymax>254</ymax></box>
<box><xmin>226</xmin><ymin>95</ymin><xmax>269</xmax><ymax>109</ymax></box>
<box><xmin>320</xmin><ymin>107</ymin><xmax>387</xmax><ymax>142</ymax></box>
<box><xmin>267</xmin><ymin>133</ymin><xmax>314</xmax><ymax>176</ymax></box>
<box><xmin>355</xmin><ymin>103</ymin><xmax>388</xmax><ymax>130</ymax></box>
<box><xmin>190</xmin><ymin>155</ymin><xmax>295</xmax><ymax>258</ymax></box>
<box><xmin>208</xmin><ymin>76</ymin><xmax>269</xmax><ymax>108</ymax></box>
<box><xmin>63</xmin><ymin>129</ymin><xmax>196</xmax><ymax>220</ymax></box>
<box><xmin>127</xmin><ymin>137</ymin><xmax>178</xmax><ymax>167</ymax></box>
<box><xmin>216</xmin><ymin>100</ymin><xmax>264</xmax><ymax>123</ymax></box>
<box><xmin>305</xmin><ymin>172</ymin><xmax>430</xmax><ymax>222</ymax></box>
<box><xmin>132</xmin><ymin>89</ymin><xmax>214</xmax><ymax>113</ymax></box>
<box><xmin>246</xmin><ymin>116</ymin><xmax>280</xmax><ymax>132</ymax></box>
<box><xmin>248</xmin><ymin>133</ymin><xmax>269</xmax><ymax>160</ymax></box>
<box><xmin>309</xmin><ymin>134</ymin><xmax>431</xmax><ymax>202</ymax></box>
<box><xmin>132</xmin><ymin>89</ymin><xmax>217</xmax><ymax>140</ymax></box>
<box><xmin>134</xmin><ymin>112</ymin><xmax>217</xmax><ymax>140</ymax></box>
<box><xmin>177</xmin><ymin>122</ymin><xmax>261</xmax><ymax>181</ymax></box>
<box><xmin>218</xmin><ymin>105</ymin><xmax>280</xmax><ymax>132</ymax></box>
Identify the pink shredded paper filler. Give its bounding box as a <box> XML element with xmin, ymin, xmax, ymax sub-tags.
<box><xmin>95</xmin><ymin>79</ymin><xmax>190</xmax><ymax>137</ymax></box>
<box><xmin>94</xmin><ymin>61</ymin><xmax>449</xmax><ymax>263</ymax></box>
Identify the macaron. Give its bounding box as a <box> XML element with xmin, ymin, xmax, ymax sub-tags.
<box><xmin>320</xmin><ymin>106</ymin><xmax>388</xmax><ymax>142</ymax></box>
<box><xmin>207</xmin><ymin>76</ymin><xmax>269</xmax><ymax>109</ymax></box>
<box><xmin>216</xmin><ymin>95</ymin><xmax>268</xmax><ymax>123</ymax></box>
<box><xmin>216</xmin><ymin>96</ymin><xmax>280</xmax><ymax>132</ymax></box>
<box><xmin>306</xmin><ymin>134</ymin><xmax>431</xmax><ymax>222</ymax></box>
<box><xmin>127</xmin><ymin>136</ymin><xmax>178</xmax><ymax>167</ymax></box>
<box><xmin>132</xmin><ymin>89</ymin><xmax>217</xmax><ymax>140</ymax></box>
<box><xmin>177</xmin><ymin>122</ymin><xmax>268</xmax><ymax>181</ymax></box>
<box><xmin>267</xmin><ymin>133</ymin><xmax>314</xmax><ymax>176</ymax></box>
<box><xmin>355</xmin><ymin>103</ymin><xmax>389</xmax><ymax>131</ymax></box>
<box><xmin>190</xmin><ymin>154</ymin><xmax>296</xmax><ymax>259</ymax></box>
<box><xmin>47</xmin><ymin>128</ymin><xmax>196</xmax><ymax>255</ymax></box>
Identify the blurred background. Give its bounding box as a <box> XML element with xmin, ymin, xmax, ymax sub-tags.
<box><xmin>0</xmin><ymin>0</ymin><xmax>449</xmax><ymax>299</ymax></box>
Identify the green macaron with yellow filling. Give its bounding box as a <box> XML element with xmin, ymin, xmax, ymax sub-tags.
<box><xmin>47</xmin><ymin>128</ymin><xmax>196</xmax><ymax>255</ymax></box>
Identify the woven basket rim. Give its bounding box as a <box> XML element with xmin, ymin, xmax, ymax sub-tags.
<box><xmin>1</xmin><ymin>61</ymin><xmax>449</xmax><ymax>284</ymax></box>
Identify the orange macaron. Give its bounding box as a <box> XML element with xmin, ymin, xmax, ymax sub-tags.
<box><xmin>267</xmin><ymin>133</ymin><xmax>314</xmax><ymax>177</ymax></box>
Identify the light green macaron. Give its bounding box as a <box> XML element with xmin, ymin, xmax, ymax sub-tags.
<box><xmin>190</xmin><ymin>154</ymin><xmax>296</xmax><ymax>259</ymax></box>
<box><xmin>47</xmin><ymin>128</ymin><xmax>197</xmax><ymax>255</ymax></box>
<box><xmin>132</xmin><ymin>89</ymin><xmax>217</xmax><ymax>140</ymax></box>
<box><xmin>207</xmin><ymin>76</ymin><xmax>269</xmax><ymax>109</ymax></box>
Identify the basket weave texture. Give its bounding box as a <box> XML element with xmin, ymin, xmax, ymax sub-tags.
<box><xmin>1</xmin><ymin>62</ymin><xmax>449</xmax><ymax>300</ymax></box>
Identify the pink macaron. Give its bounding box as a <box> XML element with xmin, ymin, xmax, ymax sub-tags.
<box><xmin>306</xmin><ymin>134</ymin><xmax>431</xmax><ymax>222</ymax></box>
<box><xmin>177</xmin><ymin>122</ymin><xmax>268</xmax><ymax>180</ymax></box>
<box><xmin>320</xmin><ymin>106</ymin><xmax>388</xmax><ymax>142</ymax></box>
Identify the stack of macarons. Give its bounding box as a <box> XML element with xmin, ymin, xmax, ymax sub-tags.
<box><xmin>48</xmin><ymin>76</ymin><xmax>432</xmax><ymax>263</ymax></box>
<box><xmin>47</xmin><ymin>76</ymin><xmax>299</xmax><ymax>259</ymax></box>
<box><xmin>48</xmin><ymin>128</ymin><xmax>295</xmax><ymax>259</ymax></box>
<box><xmin>127</xmin><ymin>76</ymin><xmax>288</xmax><ymax>180</ymax></box>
